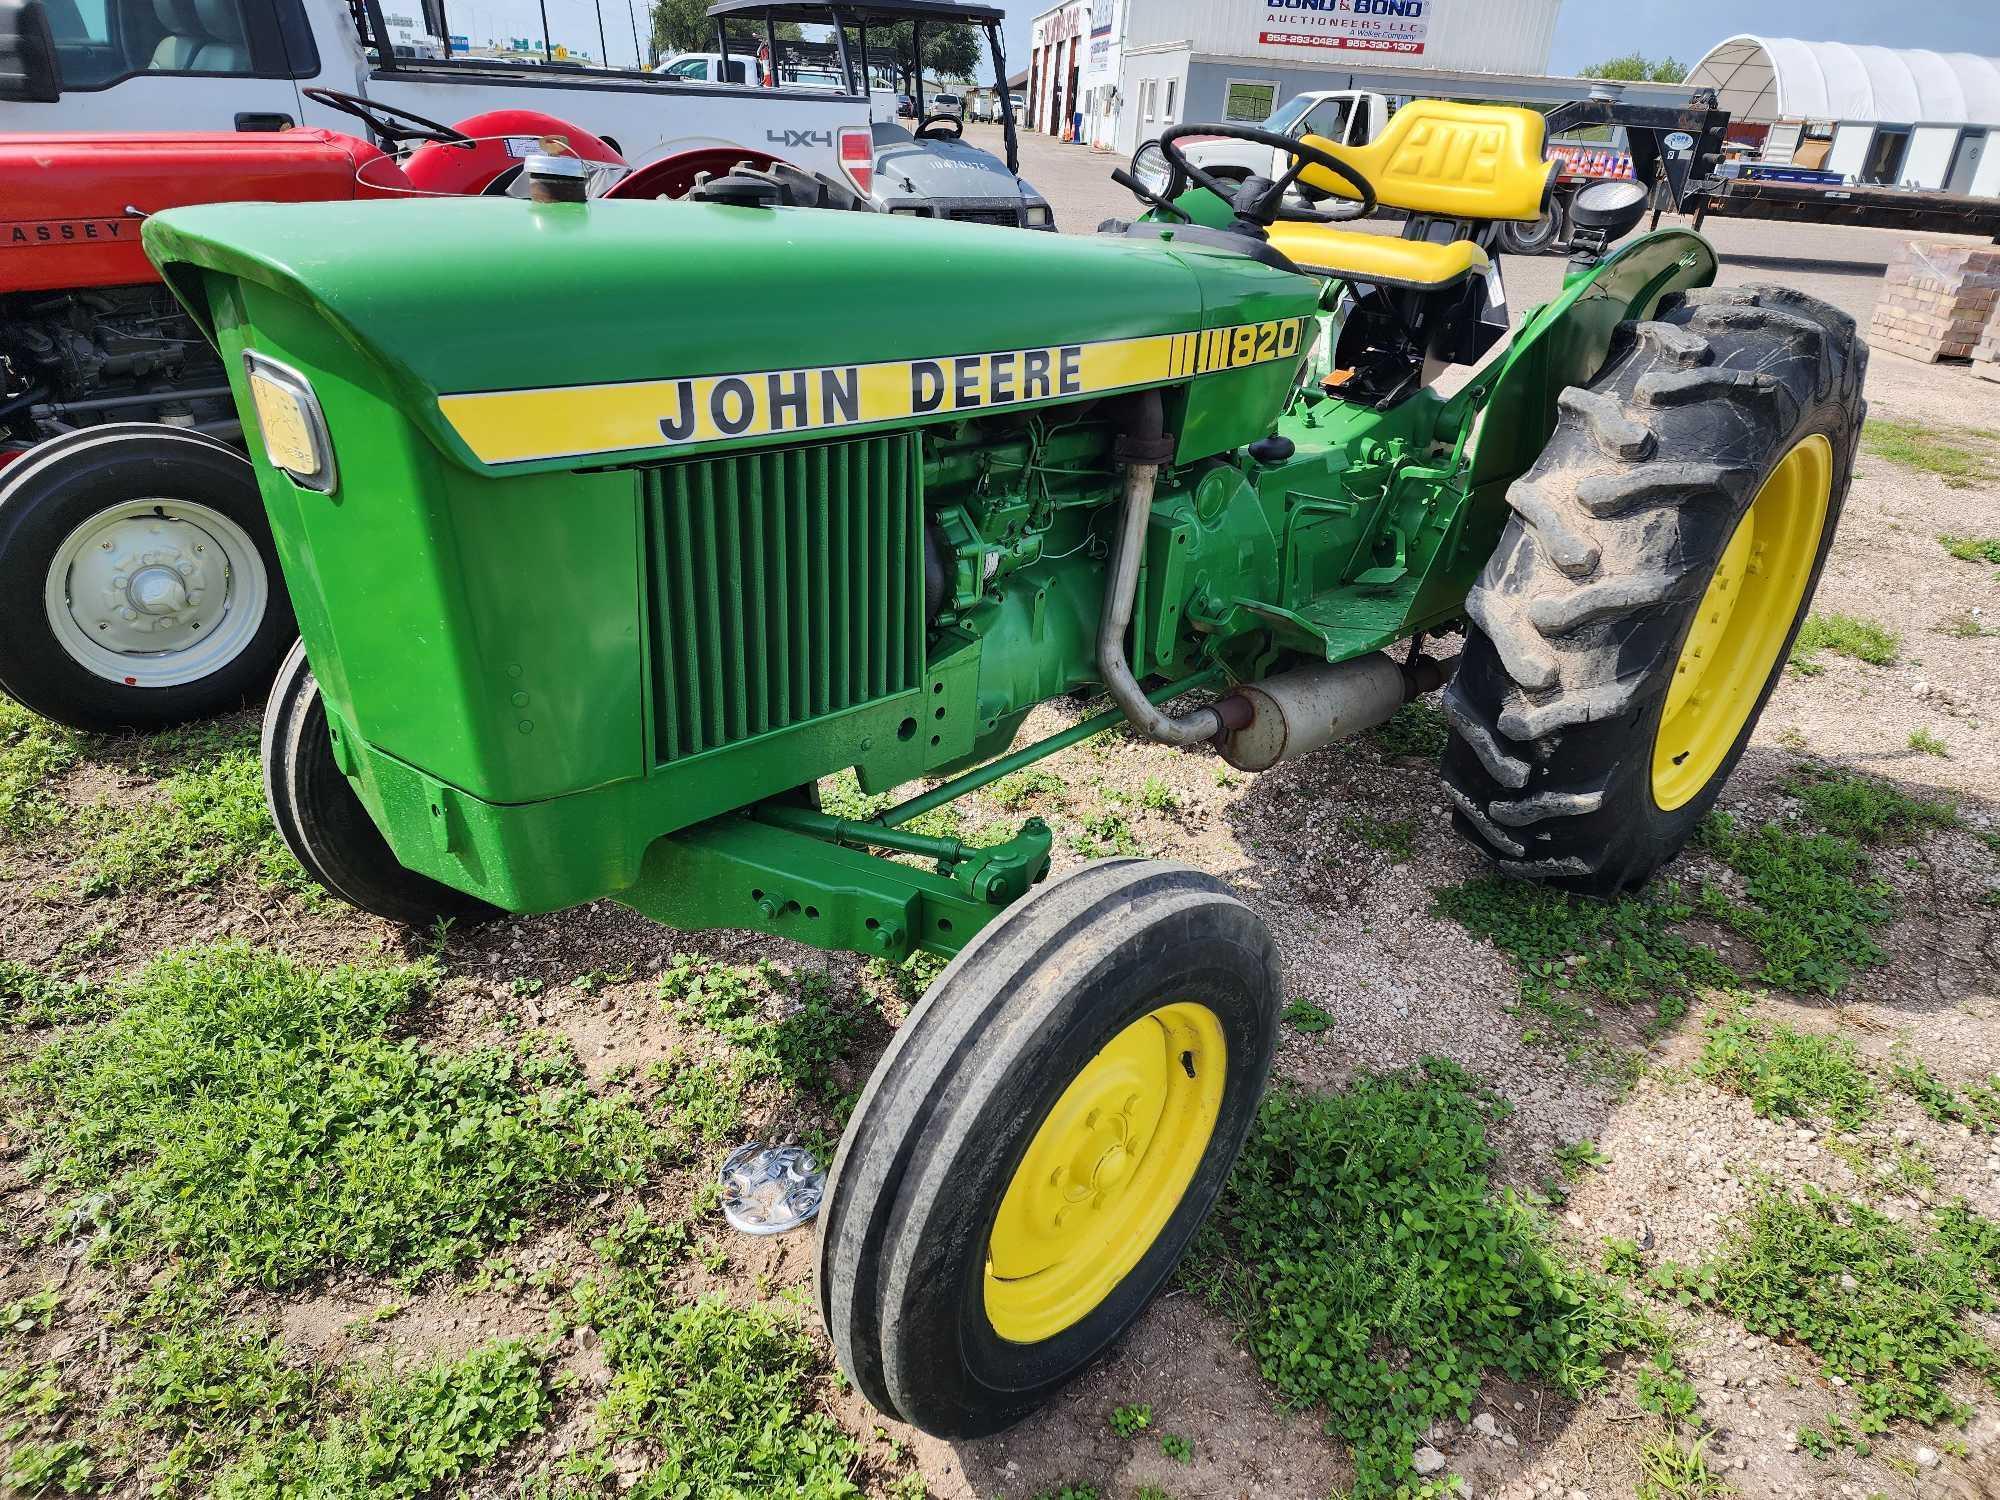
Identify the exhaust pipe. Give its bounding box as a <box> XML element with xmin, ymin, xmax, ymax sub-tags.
<box><xmin>1213</xmin><ymin>652</ymin><xmax>1453</xmax><ymax>772</ymax></box>
<box><xmin>1099</xmin><ymin>392</ymin><xmax>1224</xmax><ymax>747</ymax></box>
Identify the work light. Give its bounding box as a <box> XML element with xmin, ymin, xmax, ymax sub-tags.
<box><xmin>243</xmin><ymin>352</ymin><xmax>337</xmax><ymax>493</ymax></box>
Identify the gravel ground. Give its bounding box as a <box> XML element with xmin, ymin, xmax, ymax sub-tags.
<box><xmin>5</xmin><ymin>139</ymin><xmax>2000</xmax><ymax>1499</ymax></box>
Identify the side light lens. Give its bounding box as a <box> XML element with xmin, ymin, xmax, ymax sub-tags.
<box><xmin>1024</xmin><ymin>202</ymin><xmax>1053</xmax><ymax>226</ymax></box>
<box><xmin>837</xmin><ymin>125</ymin><xmax>875</xmax><ymax>196</ymax></box>
<box><xmin>243</xmin><ymin>352</ymin><xmax>336</xmax><ymax>492</ymax></box>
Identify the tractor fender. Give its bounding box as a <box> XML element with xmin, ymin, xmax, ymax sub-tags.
<box><xmin>601</xmin><ymin>146</ymin><xmax>783</xmax><ymax>200</ymax></box>
<box><xmin>401</xmin><ymin>110</ymin><xmax>623</xmax><ymax>196</ymax></box>
<box><xmin>1460</xmin><ymin>228</ymin><xmax>1719</xmax><ymax>517</ymax></box>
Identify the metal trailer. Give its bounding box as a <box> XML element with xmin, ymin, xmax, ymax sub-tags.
<box><xmin>1686</xmin><ymin>177</ymin><xmax>2000</xmax><ymax>243</ymax></box>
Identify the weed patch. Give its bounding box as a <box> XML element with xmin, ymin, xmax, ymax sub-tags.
<box><xmin>1891</xmin><ymin>1058</ymin><xmax>2000</xmax><ymax>1134</ymax></box>
<box><xmin>0</xmin><ymin>699</ymin><xmax>84</xmax><ymax>841</ymax></box>
<box><xmin>0</xmin><ymin>961</ymin><xmax>112</xmax><ymax>1030</ymax></box>
<box><xmin>1372</xmin><ymin>698</ymin><xmax>1448</xmax><ymax>758</ymax></box>
<box><xmin>657</xmin><ymin>954</ymin><xmax>862</xmax><ymax>1107</ymax></box>
<box><xmin>1789</xmin><ymin>613</ymin><xmax>1900</xmax><ymax>674</ymax></box>
<box><xmin>1906</xmin><ymin>727</ymin><xmax>1950</xmax><ymax>758</ymax></box>
<box><xmin>1654</xmin><ymin>1188</ymin><xmax>1999</xmax><ymax>1442</ymax></box>
<box><xmin>211</xmin><ymin>1338</ymin><xmax>548</xmax><ymax>1499</ymax></box>
<box><xmin>1939</xmin><ymin>534</ymin><xmax>2000</xmax><ymax>564</ymax></box>
<box><xmin>16</xmin><ymin>944</ymin><xmax>663</xmax><ymax>1286</ymax></box>
<box><xmin>1781</xmin><ymin>765</ymin><xmax>1957</xmax><ymax>846</ymax></box>
<box><xmin>1281</xmin><ymin>996</ymin><xmax>1335</xmax><ymax>1034</ymax></box>
<box><xmin>566</xmin><ymin>1271</ymin><xmax>859</xmax><ymax>1497</ymax></box>
<box><xmin>1861</xmin><ymin>419</ymin><xmax>2000</xmax><ymax>487</ymax></box>
<box><xmin>986</xmin><ymin>767</ymin><xmax>1066</xmax><ymax>810</ymax></box>
<box><xmin>1697</xmin><ymin>1008</ymin><xmax>1877</xmax><ymax>1127</ymax></box>
<box><xmin>1695</xmin><ymin>816</ymin><xmax>1892</xmax><ymax>996</ymax></box>
<box><xmin>1435</xmin><ymin>878</ymin><xmax>1726</xmax><ymax>1066</ymax></box>
<box><xmin>1195</xmin><ymin>1059</ymin><xmax>1656</xmax><ymax>1495</ymax></box>
<box><xmin>1342</xmin><ymin>812</ymin><xmax>1416</xmax><ymax>862</ymax></box>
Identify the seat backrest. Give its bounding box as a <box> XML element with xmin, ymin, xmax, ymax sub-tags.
<box><xmin>189</xmin><ymin>0</ymin><xmax>248</xmax><ymax>70</ymax></box>
<box><xmin>147</xmin><ymin>0</ymin><xmax>207</xmax><ymax>69</ymax></box>
<box><xmin>1296</xmin><ymin>99</ymin><xmax>1554</xmax><ymax>223</ymax></box>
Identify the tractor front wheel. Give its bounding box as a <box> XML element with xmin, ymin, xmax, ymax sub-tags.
<box><xmin>263</xmin><ymin>641</ymin><xmax>502</xmax><ymax>929</ymax></box>
<box><xmin>0</xmin><ymin>425</ymin><xmax>294</xmax><ymax>732</ymax></box>
<box><xmin>1442</xmin><ymin>284</ymin><xmax>1866</xmax><ymax>894</ymax></box>
<box><xmin>819</xmin><ymin>859</ymin><xmax>1280</xmax><ymax>1438</ymax></box>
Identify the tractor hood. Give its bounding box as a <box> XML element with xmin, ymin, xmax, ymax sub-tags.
<box><xmin>869</xmin><ymin>124</ymin><xmax>1046</xmax><ymax>217</ymax></box>
<box><xmin>145</xmin><ymin>196</ymin><xmax>1317</xmax><ymax>475</ymax></box>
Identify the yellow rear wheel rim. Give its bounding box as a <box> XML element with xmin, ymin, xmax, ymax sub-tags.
<box><xmin>1651</xmin><ymin>433</ymin><xmax>1833</xmax><ymax>811</ymax></box>
<box><xmin>983</xmin><ymin>1002</ymin><xmax>1226</xmax><ymax>1344</ymax></box>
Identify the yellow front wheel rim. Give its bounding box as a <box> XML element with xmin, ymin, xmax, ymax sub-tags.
<box><xmin>983</xmin><ymin>1002</ymin><xmax>1226</xmax><ymax>1343</ymax></box>
<box><xmin>1652</xmin><ymin>433</ymin><xmax>1833</xmax><ymax>811</ymax></box>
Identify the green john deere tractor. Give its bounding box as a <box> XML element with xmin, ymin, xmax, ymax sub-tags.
<box><xmin>142</xmin><ymin>95</ymin><xmax>1864</xmax><ymax>1437</ymax></box>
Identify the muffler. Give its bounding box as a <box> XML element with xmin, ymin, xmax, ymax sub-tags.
<box><xmin>1213</xmin><ymin>652</ymin><xmax>1453</xmax><ymax>772</ymax></box>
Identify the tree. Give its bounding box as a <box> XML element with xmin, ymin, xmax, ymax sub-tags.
<box><xmin>649</xmin><ymin>0</ymin><xmax>710</xmax><ymax>61</ymax></box>
<box><xmin>854</xmin><ymin>19</ymin><xmax>982</xmax><ymax>91</ymax></box>
<box><xmin>1579</xmin><ymin>52</ymin><xmax>1688</xmax><ymax>83</ymax></box>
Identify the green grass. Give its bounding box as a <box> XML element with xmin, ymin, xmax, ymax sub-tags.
<box><xmin>1891</xmin><ymin>1058</ymin><xmax>2000</xmax><ymax>1134</ymax></box>
<box><xmin>566</xmin><ymin>1269</ymin><xmax>860</xmax><ymax>1497</ymax></box>
<box><xmin>1694</xmin><ymin>816</ymin><xmax>1893</xmax><ymax>997</ymax></box>
<box><xmin>0</xmin><ymin>698</ymin><xmax>86</xmax><ymax>841</ymax></box>
<box><xmin>1907</xmin><ymin>727</ymin><xmax>1950</xmax><ymax>758</ymax></box>
<box><xmin>15</xmin><ymin>944</ymin><xmax>663</xmax><ymax>1287</ymax></box>
<box><xmin>1696</xmin><ymin>1007</ymin><xmax>1878</xmax><ymax>1128</ymax></box>
<box><xmin>1860</xmin><ymin>418</ymin><xmax>2000</xmax><ymax>487</ymax></box>
<box><xmin>657</xmin><ymin>954</ymin><xmax>863</xmax><ymax>1106</ymax></box>
<box><xmin>1789</xmin><ymin>612</ymin><xmax>1901</xmax><ymax>674</ymax></box>
<box><xmin>1109</xmin><ymin>1402</ymin><xmax>1151</xmax><ymax>1437</ymax></box>
<box><xmin>1342</xmin><ymin>812</ymin><xmax>1417</xmax><ymax>862</ymax></box>
<box><xmin>1434</xmin><ymin>877</ymin><xmax>1728</xmax><ymax>1065</ymax></box>
<box><xmin>1780</xmin><ymin>765</ymin><xmax>1957</xmax><ymax>846</ymax></box>
<box><xmin>1371</xmin><ymin>699</ymin><xmax>1449</xmax><ymax>759</ymax></box>
<box><xmin>210</xmin><ymin>1339</ymin><xmax>548</xmax><ymax>1499</ymax></box>
<box><xmin>1635</xmin><ymin>1433</ymin><xmax>1735</xmax><ymax>1500</ymax></box>
<box><xmin>986</xmin><ymin>767</ymin><xmax>1066</xmax><ymax>810</ymax></box>
<box><xmin>1939</xmin><ymin>533</ymin><xmax>2000</xmax><ymax>563</ymax></box>
<box><xmin>1189</xmin><ymin>1059</ymin><xmax>1657</xmax><ymax>1496</ymax></box>
<box><xmin>1281</xmin><ymin>996</ymin><xmax>1335</xmax><ymax>1035</ymax></box>
<box><xmin>1069</xmin><ymin>807</ymin><xmax>1144</xmax><ymax>857</ymax></box>
<box><xmin>0</xmin><ymin>961</ymin><xmax>113</xmax><ymax>1030</ymax></box>
<box><xmin>69</xmin><ymin>742</ymin><xmax>311</xmax><ymax>897</ymax></box>
<box><xmin>1654</xmin><ymin>1188</ymin><xmax>1999</xmax><ymax>1442</ymax></box>
<box><xmin>1158</xmin><ymin>1432</ymin><xmax>1192</xmax><ymax>1464</ymax></box>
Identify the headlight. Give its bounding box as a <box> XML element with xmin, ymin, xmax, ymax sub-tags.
<box><xmin>243</xmin><ymin>352</ymin><xmax>336</xmax><ymax>493</ymax></box>
<box><xmin>1024</xmin><ymin>202</ymin><xmax>1053</xmax><ymax>226</ymax></box>
<box><xmin>1131</xmin><ymin>139</ymin><xmax>1179</xmax><ymax>200</ymax></box>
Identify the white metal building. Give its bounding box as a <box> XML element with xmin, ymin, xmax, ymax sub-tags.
<box><xmin>1026</xmin><ymin>0</ymin><xmax>1572</xmax><ymax>155</ymax></box>
<box><xmin>1685</xmin><ymin>36</ymin><xmax>2000</xmax><ymax>197</ymax></box>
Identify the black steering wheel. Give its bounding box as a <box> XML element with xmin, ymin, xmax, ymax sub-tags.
<box><xmin>914</xmin><ymin>112</ymin><xmax>963</xmax><ymax>141</ymax></box>
<box><xmin>304</xmin><ymin>87</ymin><xmax>472</xmax><ymax>147</ymax></box>
<box><xmin>1158</xmin><ymin>121</ymin><xmax>1377</xmax><ymax>226</ymax></box>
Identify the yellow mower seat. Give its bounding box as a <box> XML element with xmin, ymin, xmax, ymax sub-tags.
<box><xmin>1265</xmin><ymin>222</ymin><xmax>1488</xmax><ymax>290</ymax></box>
<box><xmin>1297</xmin><ymin>98</ymin><xmax>1555</xmax><ymax>223</ymax></box>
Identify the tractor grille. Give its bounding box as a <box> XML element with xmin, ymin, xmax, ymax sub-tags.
<box><xmin>946</xmin><ymin>205</ymin><xmax>1024</xmax><ymax>227</ymax></box>
<box><xmin>641</xmin><ymin>433</ymin><xmax>923</xmax><ymax>763</ymax></box>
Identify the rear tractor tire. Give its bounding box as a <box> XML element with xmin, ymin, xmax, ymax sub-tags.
<box><xmin>819</xmin><ymin>859</ymin><xmax>1281</xmax><ymax>1438</ymax></box>
<box><xmin>263</xmin><ymin>641</ymin><xmax>502</xmax><ymax>929</ymax></box>
<box><xmin>1443</xmin><ymin>284</ymin><xmax>1866</xmax><ymax>894</ymax></box>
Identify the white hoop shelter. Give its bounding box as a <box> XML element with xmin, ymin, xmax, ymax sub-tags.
<box><xmin>1686</xmin><ymin>35</ymin><xmax>2000</xmax><ymax>197</ymax></box>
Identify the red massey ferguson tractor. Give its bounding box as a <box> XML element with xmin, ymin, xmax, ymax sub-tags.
<box><xmin>0</xmin><ymin>92</ymin><xmax>623</xmax><ymax>731</ymax></box>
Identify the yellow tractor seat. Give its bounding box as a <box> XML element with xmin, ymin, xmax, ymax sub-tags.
<box><xmin>1296</xmin><ymin>99</ymin><xmax>1556</xmax><ymax>223</ymax></box>
<box><xmin>1265</xmin><ymin>222</ymin><xmax>1488</xmax><ymax>291</ymax></box>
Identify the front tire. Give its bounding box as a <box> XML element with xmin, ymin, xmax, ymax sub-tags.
<box><xmin>818</xmin><ymin>859</ymin><xmax>1280</xmax><ymax>1438</ymax></box>
<box><xmin>1442</xmin><ymin>284</ymin><xmax>1866</xmax><ymax>894</ymax></box>
<box><xmin>1496</xmin><ymin>202</ymin><xmax>1562</xmax><ymax>255</ymax></box>
<box><xmin>263</xmin><ymin>641</ymin><xmax>502</xmax><ymax>928</ymax></box>
<box><xmin>0</xmin><ymin>425</ymin><xmax>293</xmax><ymax>732</ymax></box>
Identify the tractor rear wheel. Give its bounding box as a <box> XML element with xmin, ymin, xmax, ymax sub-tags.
<box><xmin>1442</xmin><ymin>284</ymin><xmax>1865</xmax><ymax>894</ymax></box>
<box><xmin>818</xmin><ymin>859</ymin><xmax>1280</xmax><ymax>1438</ymax></box>
<box><xmin>0</xmin><ymin>425</ymin><xmax>293</xmax><ymax>732</ymax></box>
<box><xmin>263</xmin><ymin>641</ymin><xmax>502</xmax><ymax>929</ymax></box>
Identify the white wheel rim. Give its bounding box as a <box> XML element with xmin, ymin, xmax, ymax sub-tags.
<box><xmin>43</xmin><ymin>499</ymin><xmax>269</xmax><ymax>689</ymax></box>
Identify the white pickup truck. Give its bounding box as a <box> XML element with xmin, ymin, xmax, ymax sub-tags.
<box><xmin>2</xmin><ymin>0</ymin><xmax>1050</xmax><ymax>223</ymax></box>
<box><xmin>1180</xmin><ymin>89</ymin><xmax>1386</xmax><ymax>184</ymax></box>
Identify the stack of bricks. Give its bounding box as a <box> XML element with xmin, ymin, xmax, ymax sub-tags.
<box><xmin>1976</xmin><ymin>300</ymin><xmax>2000</xmax><ymax>384</ymax></box>
<box><xmin>1867</xmin><ymin>239</ymin><xmax>2000</xmax><ymax>364</ymax></box>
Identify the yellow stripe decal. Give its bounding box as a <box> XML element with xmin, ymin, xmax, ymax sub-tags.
<box><xmin>437</xmin><ymin>318</ymin><xmax>1309</xmax><ymax>466</ymax></box>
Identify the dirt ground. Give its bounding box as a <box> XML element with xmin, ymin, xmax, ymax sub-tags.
<box><xmin>5</xmin><ymin>144</ymin><xmax>2000</xmax><ymax>1500</ymax></box>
